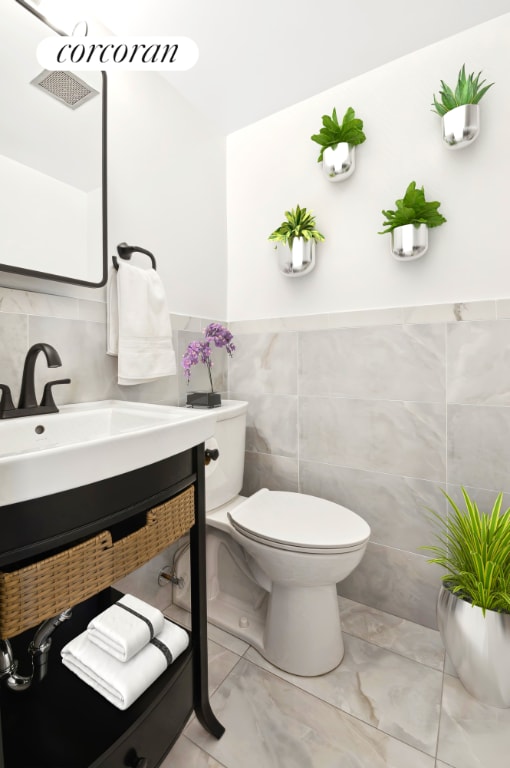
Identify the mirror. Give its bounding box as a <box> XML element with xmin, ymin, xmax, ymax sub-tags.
<box><xmin>0</xmin><ymin>0</ymin><xmax>107</xmax><ymax>287</ymax></box>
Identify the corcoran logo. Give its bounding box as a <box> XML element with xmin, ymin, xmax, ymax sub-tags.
<box><xmin>37</xmin><ymin>36</ymin><xmax>199</xmax><ymax>71</ymax></box>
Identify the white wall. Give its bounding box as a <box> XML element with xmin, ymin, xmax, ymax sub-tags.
<box><xmin>1</xmin><ymin>67</ymin><xmax>228</xmax><ymax>318</ymax></box>
<box><xmin>108</xmin><ymin>70</ymin><xmax>227</xmax><ymax>319</ymax></box>
<box><xmin>0</xmin><ymin>154</ymin><xmax>89</xmax><ymax>280</ymax></box>
<box><xmin>86</xmin><ymin>186</ymin><xmax>103</xmax><ymax>283</ymax></box>
<box><xmin>226</xmin><ymin>15</ymin><xmax>510</xmax><ymax>321</ymax></box>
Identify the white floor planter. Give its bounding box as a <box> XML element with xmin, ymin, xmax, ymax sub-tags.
<box><xmin>442</xmin><ymin>104</ymin><xmax>480</xmax><ymax>149</ymax></box>
<box><xmin>437</xmin><ymin>585</ymin><xmax>510</xmax><ymax>708</ymax></box>
<box><xmin>390</xmin><ymin>223</ymin><xmax>428</xmax><ymax>261</ymax></box>
<box><xmin>277</xmin><ymin>237</ymin><xmax>316</xmax><ymax>277</ymax></box>
<box><xmin>322</xmin><ymin>143</ymin><xmax>355</xmax><ymax>181</ymax></box>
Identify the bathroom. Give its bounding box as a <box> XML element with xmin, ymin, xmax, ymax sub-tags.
<box><xmin>1</xmin><ymin>0</ymin><xmax>510</xmax><ymax>765</ymax></box>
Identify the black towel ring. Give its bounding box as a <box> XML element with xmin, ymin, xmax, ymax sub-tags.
<box><xmin>112</xmin><ymin>242</ymin><xmax>157</xmax><ymax>271</ymax></box>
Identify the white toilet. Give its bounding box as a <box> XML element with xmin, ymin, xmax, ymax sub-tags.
<box><xmin>173</xmin><ymin>400</ymin><xmax>370</xmax><ymax>676</ymax></box>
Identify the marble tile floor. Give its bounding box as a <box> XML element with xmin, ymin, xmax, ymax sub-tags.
<box><xmin>161</xmin><ymin>597</ymin><xmax>510</xmax><ymax>768</ymax></box>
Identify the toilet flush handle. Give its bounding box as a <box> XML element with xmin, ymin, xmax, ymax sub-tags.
<box><xmin>204</xmin><ymin>447</ymin><xmax>219</xmax><ymax>465</ymax></box>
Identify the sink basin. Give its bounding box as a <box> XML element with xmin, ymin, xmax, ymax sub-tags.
<box><xmin>0</xmin><ymin>400</ymin><xmax>217</xmax><ymax>507</ymax></box>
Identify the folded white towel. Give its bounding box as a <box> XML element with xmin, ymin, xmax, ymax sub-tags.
<box><xmin>87</xmin><ymin>594</ymin><xmax>165</xmax><ymax>662</ymax></box>
<box><xmin>61</xmin><ymin>619</ymin><xmax>189</xmax><ymax>710</ymax></box>
<box><xmin>106</xmin><ymin>262</ymin><xmax>176</xmax><ymax>385</ymax></box>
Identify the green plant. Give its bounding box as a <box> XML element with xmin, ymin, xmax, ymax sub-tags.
<box><xmin>268</xmin><ymin>205</ymin><xmax>325</xmax><ymax>249</ymax></box>
<box><xmin>423</xmin><ymin>488</ymin><xmax>510</xmax><ymax>615</ymax></box>
<box><xmin>378</xmin><ymin>181</ymin><xmax>446</xmax><ymax>234</ymax></box>
<box><xmin>432</xmin><ymin>64</ymin><xmax>494</xmax><ymax>117</ymax></box>
<box><xmin>310</xmin><ymin>107</ymin><xmax>366</xmax><ymax>163</ymax></box>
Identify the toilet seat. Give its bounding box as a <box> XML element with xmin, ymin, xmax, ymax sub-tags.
<box><xmin>227</xmin><ymin>489</ymin><xmax>370</xmax><ymax>554</ymax></box>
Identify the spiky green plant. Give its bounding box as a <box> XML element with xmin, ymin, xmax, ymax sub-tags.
<box><xmin>423</xmin><ymin>488</ymin><xmax>510</xmax><ymax>615</ymax></box>
<box><xmin>311</xmin><ymin>107</ymin><xmax>366</xmax><ymax>163</ymax></box>
<box><xmin>432</xmin><ymin>64</ymin><xmax>494</xmax><ymax>117</ymax></box>
<box><xmin>268</xmin><ymin>205</ymin><xmax>325</xmax><ymax>249</ymax></box>
<box><xmin>379</xmin><ymin>181</ymin><xmax>446</xmax><ymax>235</ymax></box>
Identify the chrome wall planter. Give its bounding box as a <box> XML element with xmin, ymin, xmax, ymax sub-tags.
<box><xmin>437</xmin><ymin>586</ymin><xmax>510</xmax><ymax>708</ymax></box>
<box><xmin>442</xmin><ymin>104</ymin><xmax>480</xmax><ymax>149</ymax></box>
<box><xmin>322</xmin><ymin>143</ymin><xmax>355</xmax><ymax>182</ymax></box>
<box><xmin>277</xmin><ymin>237</ymin><xmax>316</xmax><ymax>277</ymax></box>
<box><xmin>390</xmin><ymin>223</ymin><xmax>428</xmax><ymax>261</ymax></box>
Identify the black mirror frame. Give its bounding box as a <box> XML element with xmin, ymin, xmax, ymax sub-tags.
<box><xmin>1</xmin><ymin>0</ymin><xmax>108</xmax><ymax>288</ymax></box>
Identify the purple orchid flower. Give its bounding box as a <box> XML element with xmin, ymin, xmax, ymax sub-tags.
<box><xmin>181</xmin><ymin>323</ymin><xmax>235</xmax><ymax>392</ymax></box>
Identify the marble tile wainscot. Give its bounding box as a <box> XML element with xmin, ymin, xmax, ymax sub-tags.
<box><xmin>228</xmin><ymin>298</ymin><xmax>510</xmax><ymax>629</ymax></box>
<box><xmin>0</xmin><ymin>286</ymin><xmax>228</xmax><ymax>409</ymax></box>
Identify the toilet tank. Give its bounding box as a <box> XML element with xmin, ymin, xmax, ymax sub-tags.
<box><xmin>205</xmin><ymin>400</ymin><xmax>248</xmax><ymax>511</ymax></box>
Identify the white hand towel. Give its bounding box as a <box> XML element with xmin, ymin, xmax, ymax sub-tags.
<box><xmin>106</xmin><ymin>262</ymin><xmax>176</xmax><ymax>385</ymax></box>
<box><xmin>86</xmin><ymin>594</ymin><xmax>165</xmax><ymax>662</ymax></box>
<box><xmin>61</xmin><ymin>619</ymin><xmax>189</xmax><ymax>710</ymax></box>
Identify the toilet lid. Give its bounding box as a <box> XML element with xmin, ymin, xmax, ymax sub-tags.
<box><xmin>228</xmin><ymin>489</ymin><xmax>370</xmax><ymax>553</ymax></box>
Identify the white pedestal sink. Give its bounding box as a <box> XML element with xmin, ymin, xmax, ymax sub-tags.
<box><xmin>0</xmin><ymin>400</ymin><xmax>217</xmax><ymax>507</ymax></box>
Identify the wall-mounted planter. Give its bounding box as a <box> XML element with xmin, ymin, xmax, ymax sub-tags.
<box><xmin>442</xmin><ymin>104</ymin><xmax>480</xmax><ymax>149</ymax></box>
<box><xmin>311</xmin><ymin>106</ymin><xmax>365</xmax><ymax>182</ymax></box>
<box><xmin>277</xmin><ymin>237</ymin><xmax>316</xmax><ymax>277</ymax></box>
<box><xmin>390</xmin><ymin>223</ymin><xmax>428</xmax><ymax>261</ymax></box>
<box><xmin>322</xmin><ymin>143</ymin><xmax>355</xmax><ymax>181</ymax></box>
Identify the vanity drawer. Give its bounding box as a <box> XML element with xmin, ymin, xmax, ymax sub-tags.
<box><xmin>92</xmin><ymin>653</ymin><xmax>193</xmax><ymax>768</ymax></box>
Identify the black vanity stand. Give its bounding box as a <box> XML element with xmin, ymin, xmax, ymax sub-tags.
<box><xmin>0</xmin><ymin>443</ymin><xmax>224</xmax><ymax>768</ymax></box>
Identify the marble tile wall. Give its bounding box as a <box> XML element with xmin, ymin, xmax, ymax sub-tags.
<box><xmin>228</xmin><ymin>298</ymin><xmax>510</xmax><ymax>629</ymax></box>
<box><xmin>0</xmin><ymin>286</ymin><xmax>228</xmax><ymax>407</ymax></box>
<box><xmin>5</xmin><ymin>287</ymin><xmax>510</xmax><ymax>628</ymax></box>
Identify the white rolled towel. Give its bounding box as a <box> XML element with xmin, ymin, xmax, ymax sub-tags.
<box><xmin>61</xmin><ymin>619</ymin><xmax>189</xmax><ymax>710</ymax></box>
<box><xmin>87</xmin><ymin>594</ymin><xmax>165</xmax><ymax>662</ymax></box>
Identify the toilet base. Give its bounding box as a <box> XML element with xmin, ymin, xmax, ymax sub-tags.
<box><xmin>264</xmin><ymin>583</ymin><xmax>344</xmax><ymax>676</ymax></box>
<box><xmin>172</xmin><ymin>538</ymin><xmax>345</xmax><ymax>676</ymax></box>
<box><xmin>173</xmin><ymin>533</ymin><xmax>268</xmax><ymax>648</ymax></box>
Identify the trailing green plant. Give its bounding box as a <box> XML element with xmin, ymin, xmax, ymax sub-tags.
<box><xmin>310</xmin><ymin>107</ymin><xmax>366</xmax><ymax>163</ymax></box>
<box><xmin>268</xmin><ymin>205</ymin><xmax>325</xmax><ymax>249</ymax></box>
<box><xmin>378</xmin><ymin>181</ymin><xmax>446</xmax><ymax>234</ymax></box>
<box><xmin>432</xmin><ymin>64</ymin><xmax>494</xmax><ymax>117</ymax></box>
<box><xmin>422</xmin><ymin>488</ymin><xmax>510</xmax><ymax>615</ymax></box>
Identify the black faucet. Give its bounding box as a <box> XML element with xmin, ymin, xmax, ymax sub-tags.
<box><xmin>0</xmin><ymin>343</ymin><xmax>71</xmax><ymax>419</ymax></box>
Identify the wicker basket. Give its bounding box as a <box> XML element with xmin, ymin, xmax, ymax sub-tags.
<box><xmin>112</xmin><ymin>487</ymin><xmax>195</xmax><ymax>581</ymax></box>
<box><xmin>0</xmin><ymin>485</ymin><xmax>195</xmax><ymax>639</ymax></box>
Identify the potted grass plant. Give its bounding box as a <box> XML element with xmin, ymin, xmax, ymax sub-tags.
<box><xmin>379</xmin><ymin>181</ymin><xmax>446</xmax><ymax>260</ymax></box>
<box><xmin>432</xmin><ymin>64</ymin><xmax>494</xmax><ymax>149</ymax></box>
<box><xmin>311</xmin><ymin>106</ymin><xmax>366</xmax><ymax>181</ymax></box>
<box><xmin>423</xmin><ymin>488</ymin><xmax>510</xmax><ymax>707</ymax></box>
<box><xmin>268</xmin><ymin>204</ymin><xmax>325</xmax><ymax>277</ymax></box>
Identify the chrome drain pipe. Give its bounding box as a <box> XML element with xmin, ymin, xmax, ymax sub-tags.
<box><xmin>0</xmin><ymin>609</ymin><xmax>72</xmax><ymax>691</ymax></box>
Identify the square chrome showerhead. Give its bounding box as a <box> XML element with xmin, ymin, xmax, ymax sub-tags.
<box><xmin>31</xmin><ymin>70</ymin><xmax>99</xmax><ymax>109</ymax></box>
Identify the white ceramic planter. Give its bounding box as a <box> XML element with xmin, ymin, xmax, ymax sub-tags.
<box><xmin>437</xmin><ymin>585</ymin><xmax>510</xmax><ymax>708</ymax></box>
<box><xmin>442</xmin><ymin>104</ymin><xmax>480</xmax><ymax>149</ymax></box>
<box><xmin>321</xmin><ymin>143</ymin><xmax>355</xmax><ymax>182</ymax></box>
<box><xmin>277</xmin><ymin>237</ymin><xmax>315</xmax><ymax>277</ymax></box>
<box><xmin>390</xmin><ymin>223</ymin><xmax>428</xmax><ymax>261</ymax></box>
